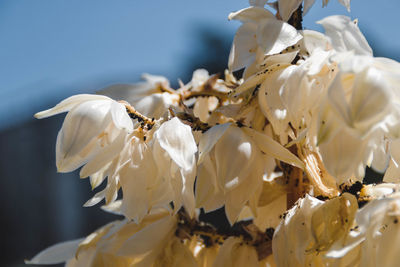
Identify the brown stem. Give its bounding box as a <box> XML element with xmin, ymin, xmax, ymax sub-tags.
<box><xmin>287</xmin><ymin>4</ymin><xmax>303</xmax><ymax>30</ymax></box>
<box><xmin>174</xmin><ymin>111</ymin><xmax>212</xmax><ymax>132</ymax></box>
<box><xmin>123</xmin><ymin>102</ymin><xmax>155</xmax><ymax>130</ymax></box>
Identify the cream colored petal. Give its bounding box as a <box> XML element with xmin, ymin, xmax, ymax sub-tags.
<box><xmin>318</xmin><ymin>15</ymin><xmax>372</xmax><ymax>56</ymax></box>
<box><xmin>278</xmin><ymin>0</ymin><xmax>303</xmax><ymax>21</ymax></box>
<box><xmin>80</xmin><ymin>131</ymin><xmax>126</xmax><ymax>178</ymax></box>
<box><xmin>228</xmin><ymin>6</ymin><xmax>275</xmax><ymax>22</ymax></box>
<box><xmin>34</xmin><ymin>94</ymin><xmax>109</xmax><ymax>119</ymax></box>
<box><xmin>110</xmin><ymin>101</ymin><xmax>133</xmax><ymax>131</ymax></box>
<box><xmin>134</xmin><ymin>93</ymin><xmax>178</xmax><ymax>119</ymax></box>
<box><xmin>243</xmin><ymin>127</ymin><xmax>304</xmax><ymax>169</ymax></box>
<box><xmin>228</xmin><ymin>22</ymin><xmax>258</xmax><ymax>71</ymax></box>
<box><xmin>350</xmin><ymin>67</ymin><xmax>390</xmax><ymax>133</ymax></box>
<box><xmin>319</xmin><ymin>128</ymin><xmax>366</xmax><ymax>182</ymax></box>
<box><xmin>384</xmin><ymin>139</ymin><xmax>400</xmax><ymax>183</ymax></box>
<box><xmin>272</xmin><ymin>195</ymin><xmax>324</xmax><ymax>266</ymax></box>
<box><xmin>198</xmin><ymin>123</ymin><xmax>231</xmax><ymax>164</ymax></box>
<box><xmin>225</xmin><ymin>154</ymin><xmax>264</xmax><ymax>224</ymax></box>
<box><xmin>214</xmin><ymin>127</ymin><xmax>257</xmax><ymax>190</ymax></box>
<box><xmin>26</xmin><ymin>239</ymin><xmax>84</xmax><ymax>265</ymax></box>
<box><xmin>118</xmin><ymin>215</ymin><xmax>176</xmax><ymax>257</ymax></box>
<box><xmin>58</xmin><ymin>100</ymin><xmax>112</xmax><ymax>170</ymax></box>
<box><xmin>257</xmin><ymin>19</ymin><xmax>302</xmax><ymax>55</ymax></box>
<box><xmin>119</xmin><ymin>141</ymin><xmax>154</xmax><ymax>222</ymax></box>
<box><xmin>155</xmin><ymin>117</ymin><xmax>197</xmax><ymax>171</ymax></box>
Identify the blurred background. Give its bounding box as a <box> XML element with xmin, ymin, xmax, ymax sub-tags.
<box><xmin>0</xmin><ymin>0</ymin><xmax>399</xmax><ymax>266</ymax></box>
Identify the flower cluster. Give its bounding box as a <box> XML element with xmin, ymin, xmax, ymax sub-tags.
<box><xmin>28</xmin><ymin>0</ymin><xmax>400</xmax><ymax>266</ymax></box>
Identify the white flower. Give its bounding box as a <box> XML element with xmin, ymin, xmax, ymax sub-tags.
<box><xmin>318</xmin><ymin>15</ymin><xmax>371</xmax><ymax>56</ymax></box>
<box><xmin>35</xmin><ymin>94</ymin><xmax>133</xmax><ymax>173</ymax></box>
<box><xmin>196</xmin><ymin>123</ymin><xmax>303</xmax><ymax>224</ymax></box>
<box><xmin>326</xmin><ymin>192</ymin><xmax>400</xmax><ymax>267</ymax></box>
<box><xmin>273</xmin><ymin>194</ymin><xmax>358</xmax><ymax>266</ymax></box>
<box><xmin>113</xmin><ymin>117</ymin><xmax>198</xmax><ymax>221</ymax></box>
<box><xmin>118</xmin><ymin>133</ymin><xmax>170</xmax><ymax>223</ymax></box>
<box><xmin>228</xmin><ymin>6</ymin><xmax>302</xmax><ymax>72</ymax></box>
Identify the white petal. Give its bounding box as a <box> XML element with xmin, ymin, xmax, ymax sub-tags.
<box><xmin>318</xmin><ymin>15</ymin><xmax>372</xmax><ymax>56</ymax></box>
<box><xmin>110</xmin><ymin>101</ymin><xmax>133</xmax><ymax>131</ymax></box>
<box><xmin>134</xmin><ymin>92</ymin><xmax>179</xmax><ymax>118</ymax></box>
<box><xmin>34</xmin><ymin>94</ymin><xmax>109</xmax><ymax>119</ymax></box>
<box><xmin>384</xmin><ymin>139</ymin><xmax>400</xmax><ymax>182</ymax></box>
<box><xmin>350</xmin><ymin>67</ymin><xmax>390</xmax><ymax>132</ymax></box>
<box><xmin>278</xmin><ymin>0</ymin><xmax>303</xmax><ymax>21</ymax></box>
<box><xmin>214</xmin><ymin>127</ymin><xmax>257</xmax><ymax>190</ymax></box>
<box><xmin>83</xmin><ymin>189</ymin><xmax>106</xmax><ymax>207</ymax></box>
<box><xmin>118</xmin><ymin>215</ymin><xmax>176</xmax><ymax>257</ymax></box>
<box><xmin>58</xmin><ymin>100</ymin><xmax>112</xmax><ymax>168</ymax></box>
<box><xmin>198</xmin><ymin>123</ymin><xmax>231</xmax><ymax>164</ymax></box>
<box><xmin>228</xmin><ymin>23</ymin><xmax>258</xmax><ymax>71</ymax></box>
<box><xmin>243</xmin><ymin>127</ymin><xmax>304</xmax><ymax>169</ymax></box>
<box><xmin>302</xmin><ymin>30</ymin><xmax>330</xmax><ymax>54</ymax></box>
<box><xmin>225</xmin><ymin>155</ymin><xmax>264</xmax><ymax>224</ymax></box>
<box><xmin>80</xmin><ymin>131</ymin><xmax>126</xmax><ymax>178</ymax></box>
<box><xmin>257</xmin><ymin>19</ymin><xmax>302</xmax><ymax>56</ymax></box>
<box><xmin>228</xmin><ymin>6</ymin><xmax>274</xmax><ymax>22</ymax></box>
<box><xmin>26</xmin><ymin>239</ymin><xmax>83</xmax><ymax>265</ymax></box>
<box><xmin>260</xmin><ymin>50</ymin><xmax>299</xmax><ymax>67</ymax></box>
<box><xmin>319</xmin><ymin>128</ymin><xmax>366</xmax><ymax>182</ymax></box>
<box><xmin>155</xmin><ymin>117</ymin><xmax>197</xmax><ymax>171</ymax></box>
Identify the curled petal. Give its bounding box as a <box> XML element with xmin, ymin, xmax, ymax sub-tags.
<box><xmin>34</xmin><ymin>94</ymin><xmax>109</xmax><ymax>119</ymax></box>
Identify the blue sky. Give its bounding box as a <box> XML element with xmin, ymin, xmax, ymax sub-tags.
<box><xmin>0</xmin><ymin>0</ymin><xmax>399</xmax><ymax>130</ymax></box>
